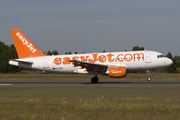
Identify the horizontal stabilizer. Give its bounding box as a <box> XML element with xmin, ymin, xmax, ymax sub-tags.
<box><xmin>9</xmin><ymin>59</ymin><xmax>34</xmax><ymax>64</ymax></box>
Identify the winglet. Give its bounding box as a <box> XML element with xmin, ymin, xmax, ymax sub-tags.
<box><xmin>10</xmin><ymin>29</ymin><xmax>47</xmax><ymax>58</ymax></box>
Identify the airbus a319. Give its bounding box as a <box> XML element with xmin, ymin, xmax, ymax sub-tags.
<box><xmin>9</xmin><ymin>29</ymin><xmax>173</xmax><ymax>83</ymax></box>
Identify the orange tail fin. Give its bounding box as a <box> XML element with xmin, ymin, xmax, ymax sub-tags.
<box><xmin>10</xmin><ymin>29</ymin><xmax>47</xmax><ymax>58</ymax></box>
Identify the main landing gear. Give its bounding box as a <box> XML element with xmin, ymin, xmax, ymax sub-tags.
<box><xmin>146</xmin><ymin>70</ymin><xmax>151</xmax><ymax>81</ymax></box>
<box><xmin>91</xmin><ymin>76</ymin><xmax>99</xmax><ymax>83</ymax></box>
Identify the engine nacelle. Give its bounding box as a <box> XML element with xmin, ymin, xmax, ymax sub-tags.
<box><xmin>107</xmin><ymin>67</ymin><xmax>126</xmax><ymax>78</ymax></box>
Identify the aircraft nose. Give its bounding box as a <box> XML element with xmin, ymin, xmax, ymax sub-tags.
<box><xmin>166</xmin><ymin>58</ymin><xmax>173</xmax><ymax>66</ymax></box>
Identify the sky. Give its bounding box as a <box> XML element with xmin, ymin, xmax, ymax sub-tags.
<box><xmin>1</xmin><ymin>0</ymin><xmax>180</xmax><ymax>56</ymax></box>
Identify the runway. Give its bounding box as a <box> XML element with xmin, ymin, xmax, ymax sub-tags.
<box><xmin>0</xmin><ymin>82</ymin><xmax>180</xmax><ymax>88</ymax></box>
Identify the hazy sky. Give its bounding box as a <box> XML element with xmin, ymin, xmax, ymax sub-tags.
<box><xmin>1</xmin><ymin>0</ymin><xmax>180</xmax><ymax>56</ymax></box>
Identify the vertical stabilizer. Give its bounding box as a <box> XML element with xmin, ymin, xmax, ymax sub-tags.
<box><xmin>10</xmin><ymin>29</ymin><xmax>47</xmax><ymax>58</ymax></box>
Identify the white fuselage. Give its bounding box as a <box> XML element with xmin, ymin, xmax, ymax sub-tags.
<box><xmin>9</xmin><ymin>50</ymin><xmax>173</xmax><ymax>74</ymax></box>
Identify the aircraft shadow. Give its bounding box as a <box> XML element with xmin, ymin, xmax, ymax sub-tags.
<box><xmin>83</xmin><ymin>82</ymin><xmax>133</xmax><ymax>84</ymax></box>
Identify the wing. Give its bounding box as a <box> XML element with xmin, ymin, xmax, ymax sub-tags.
<box><xmin>69</xmin><ymin>60</ymin><xmax>108</xmax><ymax>74</ymax></box>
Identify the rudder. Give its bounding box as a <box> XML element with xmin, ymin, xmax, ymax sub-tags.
<box><xmin>10</xmin><ymin>29</ymin><xmax>47</xmax><ymax>58</ymax></box>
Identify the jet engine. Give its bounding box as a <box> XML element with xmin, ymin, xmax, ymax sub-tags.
<box><xmin>104</xmin><ymin>67</ymin><xmax>126</xmax><ymax>78</ymax></box>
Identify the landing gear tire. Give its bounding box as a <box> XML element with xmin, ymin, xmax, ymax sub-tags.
<box><xmin>147</xmin><ymin>77</ymin><xmax>151</xmax><ymax>81</ymax></box>
<box><xmin>146</xmin><ymin>70</ymin><xmax>151</xmax><ymax>81</ymax></box>
<box><xmin>91</xmin><ymin>77</ymin><xmax>99</xmax><ymax>83</ymax></box>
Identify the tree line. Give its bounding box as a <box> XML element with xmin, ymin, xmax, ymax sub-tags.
<box><xmin>0</xmin><ymin>41</ymin><xmax>179</xmax><ymax>73</ymax></box>
<box><xmin>0</xmin><ymin>41</ymin><xmax>21</xmax><ymax>73</ymax></box>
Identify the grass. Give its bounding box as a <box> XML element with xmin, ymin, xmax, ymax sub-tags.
<box><xmin>0</xmin><ymin>88</ymin><xmax>180</xmax><ymax>120</ymax></box>
<box><xmin>0</xmin><ymin>74</ymin><xmax>180</xmax><ymax>119</ymax></box>
<box><xmin>0</xmin><ymin>97</ymin><xmax>180</xmax><ymax>120</ymax></box>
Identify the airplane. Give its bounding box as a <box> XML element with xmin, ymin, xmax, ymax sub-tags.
<box><xmin>9</xmin><ymin>29</ymin><xmax>173</xmax><ymax>83</ymax></box>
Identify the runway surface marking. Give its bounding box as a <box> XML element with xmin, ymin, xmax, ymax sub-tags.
<box><xmin>0</xmin><ymin>84</ymin><xmax>13</xmax><ymax>86</ymax></box>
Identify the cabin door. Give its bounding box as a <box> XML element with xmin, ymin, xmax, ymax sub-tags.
<box><xmin>146</xmin><ymin>52</ymin><xmax>151</xmax><ymax>63</ymax></box>
<box><xmin>43</xmin><ymin>58</ymin><xmax>49</xmax><ymax>68</ymax></box>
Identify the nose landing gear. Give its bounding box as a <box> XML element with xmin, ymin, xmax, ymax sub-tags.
<box><xmin>146</xmin><ymin>70</ymin><xmax>151</xmax><ymax>81</ymax></box>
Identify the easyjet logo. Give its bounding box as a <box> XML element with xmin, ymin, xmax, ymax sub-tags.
<box><xmin>53</xmin><ymin>53</ymin><xmax>144</xmax><ymax>65</ymax></box>
<box><xmin>16</xmin><ymin>32</ymin><xmax>36</xmax><ymax>53</ymax></box>
<box><xmin>112</xmin><ymin>71</ymin><xmax>122</xmax><ymax>73</ymax></box>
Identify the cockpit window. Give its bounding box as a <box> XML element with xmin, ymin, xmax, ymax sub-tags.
<box><xmin>157</xmin><ymin>55</ymin><xmax>165</xmax><ymax>58</ymax></box>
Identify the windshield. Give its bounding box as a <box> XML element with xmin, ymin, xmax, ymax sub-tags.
<box><xmin>157</xmin><ymin>55</ymin><xmax>165</xmax><ymax>58</ymax></box>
